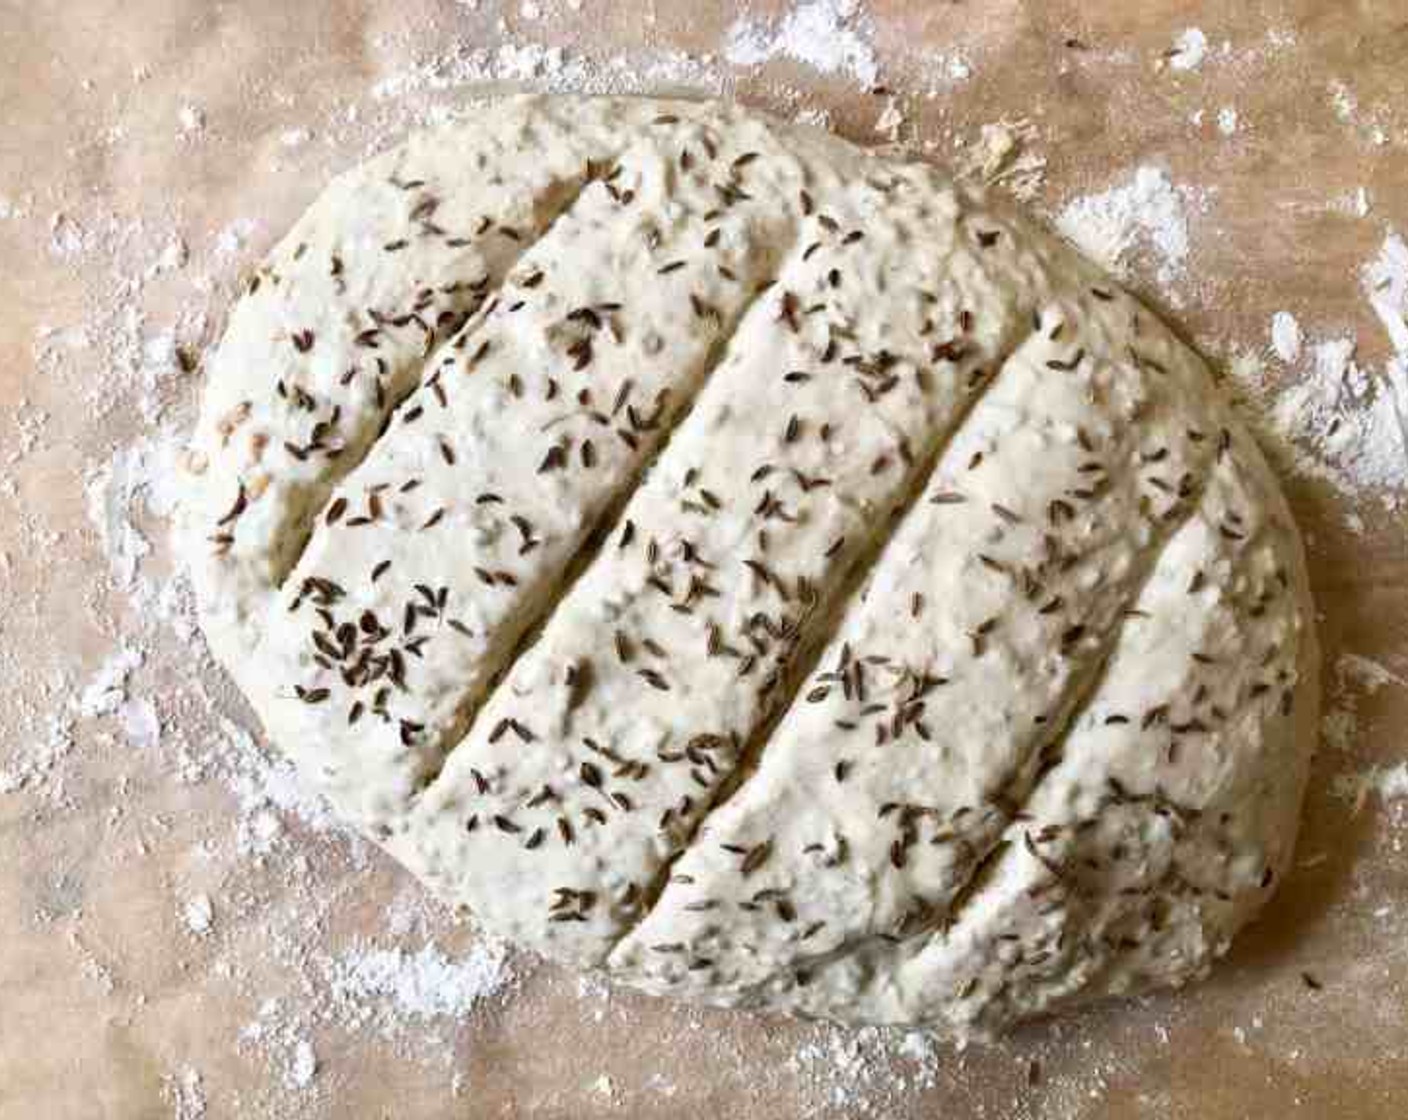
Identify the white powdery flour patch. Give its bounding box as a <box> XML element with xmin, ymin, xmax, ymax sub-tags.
<box><xmin>1168</xmin><ymin>28</ymin><xmax>1209</xmax><ymax>72</ymax></box>
<box><xmin>161</xmin><ymin>1066</ymin><xmax>208</xmax><ymax>1120</ymax></box>
<box><xmin>84</xmin><ymin>433</ymin><xmax>187</xmax><ymax>591</ymax></box>
<box><xmin>1270</xmin><ymin>338</ymin><xmax>1407</xmax><ymax>504</ymax></box>
<box><xmin>788</xmin><ymin>1024</ymin><xmax>939</xmax><ymax>1114</ymax></box>
<box><xmin>323</xmin><ymin>938</ymin><xmax>515</xmax><ymax>1031</ymax></box>
<box><xmin>202</xmin><ymin>716</ymin><xmax>342</xmax><ymax>857</ymax></box>
<box><xmin>178</xmin><ymin>104</ymin><xmax>206</xmax><ymax>136</ymax></box>
<box><xmin>182</xmin><ymin>892</ymin><xmax>215</xmax><ymax>936</ymax></box>
<box><xmin>120</xmin><ymin>695</ymin><xmax>161</xmax><ymax>750</ymax></box>
<box><xmin>1056</xmin><ymin>166</ymin><xmax>1207</xmax><ymax>288</ymax></box>
<box><xmin>1271</xmin><ymin>310</ymin><xmax>1303</xmax><ymax>364</ymax></box>
<box><xmin>369</xmin><ymin>39</ymin><xmax>723</xmax><ymax>108</ymax></box>
<box><xmin>213</xmin><ymin>217</ymin><xmax>259</xmax><ymax>263</ymax></box>
<box><xmin>1362</xmin><ymin>231</ymin><xmax>1408</xmax><ymax>357</ymax></box>
<box><xmin>1224</xmin><ymin>240</ymin><xmax>1408</xmax><ymax>520</ymax></box>
<box><xmin>1331</xmin><ymin>186</ymin><xmax>1372</xmax><ymax>218</ymax></box>
<box><xmin>724</xmin><ymin>0</ymin><xmax>879</xmax><ymax>89</ymax></box>
<box><xmin>239</xmin><ymin>1000</ymin><xmax>323</xmax><ymax>1092</ymax></box>
<box><xmin>289</xmin><ymin>1039</ymin><xmax>318</xmax><ymax>1089</ymax></box>
<box><xmin>77</xmin><ymin>645</ymin><xmax>144</xmax><ymax>718</ymax></box>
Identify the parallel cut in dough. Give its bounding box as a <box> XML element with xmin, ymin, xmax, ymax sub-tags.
<box><xmin>182</xmin><ymin>97</ymin><xmax>680</xmax><ymax>666</ymax></box>
<box><xmin>762</xmin><ymin>422</ymin><xmax>1315</xmax><ymax>1029</ymax></box>
<box><xmin>249</xmin><ymin>112</ymin><xmax>822</xmax><ymax>831</ymax></box>
<box><xmin>179</xmin><ymin>94</ymin><xmax>1318</xmax><ymax>1034</ymax></box>
<box><xmin>394</xmin><ymin>160</ymin><xmax>1071</xmax><ymax>964</ymax></box>
<box><xmin>608</xmin><ymin>285</ymin><xmax>1228</xmax><ymax>998</ymax></box>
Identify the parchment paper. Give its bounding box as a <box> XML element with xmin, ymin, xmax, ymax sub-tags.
<box><xmin>2</xmin><ymin>2</ymin><xmax>1406</xmax><ymax>1117</ymax></box>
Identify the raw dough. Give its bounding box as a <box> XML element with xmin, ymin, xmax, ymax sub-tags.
<box><xmin>178</xmin><ymin>94</ymin><xmax>1317</xmax><ymax>1034</ymax></box>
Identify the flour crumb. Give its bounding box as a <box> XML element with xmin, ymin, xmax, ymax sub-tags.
<box><xmin>874</xmin><ymin>97</ymin><xmax>905</xmax><ymax>141</ymax></box>
<box><xmin>958</xmin><ymin>120</ymin><xmax>1047</xmax><ymax>202</ymax></box>
<box><xmin>1329</xmin><ymin>79</ymin><xmax>1358</xmax><ymax>124</ymax></box>
<box><xmin>49</xmin><ymin>213</ymin><xmax>85</xmax><ymax>258</ymax></box>
<box><xmin>178</xmin><ymin>105</ymin><xmax>205</xmax><ymax>135</ymax></box>
<box><xmin>1167</xmin><ymin>28</ymin><xmax>1209</xmax><ymax>72</ymax></box>
<box><xmin>120</xmin><ymin>696</ymin><xmax>161</xmax><ymax>749</ymax></box>
<box><xmin>85</xmin><ymin>435</ymin><xmax>187</xmax><ymax>590</ymax></box>
<box><xmin>78</xmin><ymin>645</ymin><xmax>144</xmax><ymax>719</ymax></box>
<box><xmin>792</xmin><ymin>106</ymin><xmax>832</xmax><ymax>130</ymax></box>
<box><xmin>162</xmin><ymin>1066</ymin><xmax>207</xmax><ymax>1120</ymax></box>
<box><xmin>288</xmin><ymin>1038</ymin><xmax>318</xmax><ymax>1089</ymax></box>
<box><xmin>214</xmin><ymin>218</ymin><xmax>259</xmax><ymax>262</ymax></box>
<box><xmin>182</xmin><ymin>893</ymin><xmax>215</xmax><ymax>936</ymax></box>
<box><xmin>591</xmin><ymin>1073</ymin><xmax>618</xmax><ymax>1101</ymax></box>
<box><xmin>1271</xmin><ymin>311</ymin><xmax>1303</xmax><ymax>364</ymax></box>
<box><xmin>1331</xmin><ymin>186</ymin><xmax>1372</xmax><ymax>218</ymax></box>
<box><xmin>1362</xmin><ymin>231</ymin><xmax>1408</xmax><ymax>356</ymax></box>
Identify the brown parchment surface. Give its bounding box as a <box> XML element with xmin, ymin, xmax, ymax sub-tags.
<box><xmin>1</xmin><ymin>2</ymin><xmax>1406</xmax><ymax>1118</ymax></box>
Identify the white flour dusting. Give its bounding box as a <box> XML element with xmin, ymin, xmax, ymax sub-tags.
<box><xmin>369</xmin><ymin>40</ymin><xmax>724</xmax><ymax>105</ymax></box>
<box><xmin>121</xmin><ymin>695</ymin><xmax>161</xmax><ymax>749</ymax></box>
<box><xmin>182</xmin><ymin>893</ymin><xmax>215</xmax><ymax>936</ymax></box>
<box><xmin>1055</xmin><ymin>166</ymin><xmax>1206</xmax><ymax>288</ymax></box>
<box><xmin>1167</xmin><ymin>28</ymin><xmax>1209</xmax><ymax>72</ymax></box>
<box><xmin>1271</xmin><ymin>310</ymin><xmax>1303</xmax><ymax>364</ymax></box>
<box><xmin>178</xmin><ymin>105</ymin><xmax>206</xmax><ymax>135</ymax></box>
<box><xmin>1362</xmin><ymin>231</ymin><xmax>1408</xmax><ymax>356</ymax></box>
<box><xmin>162</xmin><ymin>1066</ymin><xmax>208</xmax><ymax>1120</ymax></box>
<box><xmin>1330</xmin><ymin>186</ymin><xmax>1372</xmax><ymax>218</ymax></box>
<box><xmin>873</xmin><ymin>96</ymin><xmax>905</xmax><ymax>140</ymax></box>
<box><xmin>789</xmin><ymin>1024</ymin><xmax>940</xmax><ymax>1115</ymax></box>
<box><xmin>1220</xmin><ymin>237</ymin><xmax>1408</xmax><ymax>522</ymax></box>
<box><xmin>324</xmin><ymin>939</ymin><xmax>514</xmax><ymax>1029</ymax></box>
<box><xmin>239</xmin><ymin>1002</ymin><xmax>324</xmax><ymax>1094</ymax></box>
<box><xmin>1329</xmin><ymin>79</ymin><xmax>1357</xmax><ymax>124</ymax></box>
<box><xmin>4</xmin><ymin>6</ymin><xmax>1406</xmax><ymax>1118</ymax></box>
<box><xmin>919</xmin><ymin>51</ymin><xmax>973</xmax><ymax>92</ymax></box>
<box><xmin>77</xmin><ymin>645</ymin><xmax>144</xmax><ymax>718</ymax></box>
<box><xmin>1327</xmin><ymin>77</ymin><xmax>1392</xmax><ymax>147</ymax></box>
<box><xmin>724</xmin><ymin>0</ymin><xmax>879</xmax><ymax>88</ymax></box>
<box><xmin>1268</xmin><ymin>338</ymin><xmax>1407</xmax><ymax>504</ymax></box>
<box><xmin>289</xmin><ymin>1039</ymin><xmax>319</xmax><ymax>1089</ymax></box>
<box><xmin>205</xmin><ymin>715</ymin><xmax>343</xmax><ymax>856</ymax></box>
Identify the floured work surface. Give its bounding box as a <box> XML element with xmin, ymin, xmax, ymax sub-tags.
<box><xmin>1</xmin><ymin>2</ymin><xmax>1406</xmax><ymax>1117</ymax></box>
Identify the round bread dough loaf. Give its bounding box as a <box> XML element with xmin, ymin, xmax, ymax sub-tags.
<box><xmin>178</xmin><ymin>95</ymin><xmax>1318</xmax><ymax>1035</ymax></box>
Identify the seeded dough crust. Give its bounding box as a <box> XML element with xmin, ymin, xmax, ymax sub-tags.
<box><xmin>178</xmin><ymin>94</ymin><xmax>1318</xmax><ymax>1035</ymax></box>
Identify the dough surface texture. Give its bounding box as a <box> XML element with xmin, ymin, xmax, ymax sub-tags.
<box><xmin>179</xmin><ymin>95</ymin><xmax>1318</xmax><ymax>1034</ymax></box>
